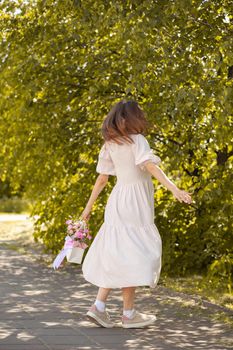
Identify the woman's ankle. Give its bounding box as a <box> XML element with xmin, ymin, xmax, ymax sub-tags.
<box><xmin>94</xmin><ymin>299</ymin><xmax>106</xmax><ymax>312</ymax></box>
<box><xmin>123</xmin><ymin>308</ymin><xmax>135</xmax><ymax>319</ymax></box>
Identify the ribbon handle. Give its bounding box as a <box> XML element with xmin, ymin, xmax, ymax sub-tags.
<box><xmin>52</xmin><ymin>235</ymin><xmax>88</xmax><ymax>270</ymax></box>
<box><xmin>52</xmin><ymin>248</ymin><xmax>70</xmax><ymax>270</ymax></box>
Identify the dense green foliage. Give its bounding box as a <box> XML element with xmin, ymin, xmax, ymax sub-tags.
<box><xmin>0</xmin><ymin>0</ymin><xmax>232</xmax><ymax>290</ymax></box>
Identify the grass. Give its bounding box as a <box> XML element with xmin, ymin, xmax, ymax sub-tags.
<box><xmin>160</xmin><ymin>275</ymin><xmax>233</xmax><ymax>311</ymax></box>
<box><xmin>0</xmin><ymin>196</ymin><xmax>32</xmax><ymax>213</ymax></box>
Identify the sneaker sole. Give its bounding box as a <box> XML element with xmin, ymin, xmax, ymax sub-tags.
<box><xmin>122</xmin><ymin>316</ymin><xmax>157</xmax><ymax>328</ymax></box>
<box><xmin>86</xmin><ymin>311</ymin><xmax>114</xmax><ymax>328</ymax></box>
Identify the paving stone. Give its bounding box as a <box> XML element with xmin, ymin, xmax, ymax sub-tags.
<box><xmin>0</xmin><ymin>346</ymin><xmax>49</xmax><ymax>350</ymax></box>
<box><xmin>39</xmin><ymin>335</ymin><xmax>94</xmax><ymax>345</ymax></box>
<box><xmin>33</xmin><ymin>328</ymin><xmax>78</xmax><ymax>336</ymax></box>
<box><xmin>1</xmin><ymin>243</ymin><xmax>233</xmax><ymax>350</ymax></box>
<box><xmin>49</xmin><ymin>346</ymin><xmax>103</xmax><ymax>350</ymax></box>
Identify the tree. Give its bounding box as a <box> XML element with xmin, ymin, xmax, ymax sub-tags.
<box><xmin>0</xmin><ymin>0</ymin><xmax>232</xmax><ymax>290</ymax></box>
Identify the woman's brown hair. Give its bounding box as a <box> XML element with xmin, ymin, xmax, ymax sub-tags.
<box><xmin>101</xmin><ymin>99</ymin><xmax>150</xmax><ymax>145</ymax></box>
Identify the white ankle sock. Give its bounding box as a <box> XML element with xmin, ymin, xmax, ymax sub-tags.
<box><xmin>123</xmin><ymin>308</ymin><xmax>135</xmax><ymax>319</ymax></box>
<box><xmin>94</xmin><ymin>300</ymin><xmax>106</xmax><ymax>312</ymax></box>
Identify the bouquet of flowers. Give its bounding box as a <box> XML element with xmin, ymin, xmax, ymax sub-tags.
<box><xmin>52</xmin><ymin>217</ymin><xmax>91</xmax><ymax>270</ymax></box>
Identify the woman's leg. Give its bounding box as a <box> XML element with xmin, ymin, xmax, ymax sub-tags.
<box><xmin>96</xmin><ymin>287</ymin><xmax>111</xmax><ymax>302</ymax></box>
<box><xmin>87</xmin><ymin>287</ymin><xmax>114</xmax><ymax>327</ymax></box>
<box><xmin>121</xmin><ymin>287</ymin><xmax>157</xmax><ymax>327</ymax></box>
<box><xmin>122</xmin><ymin>287</ymin><xmax>136</xmax><ymax>310</ymax></box>
<box><xmin>92</xmin><ymin>287</ymin><xmax>112</xmax><ymax>312</ymax></box>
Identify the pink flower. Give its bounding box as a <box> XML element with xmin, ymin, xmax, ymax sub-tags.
<box><xmin>67</xmin><ymin>224</ymin><xmax>74</xmax><ymax>232</ymax></box>
<box><xmin>66</xmin><ymin>220</ymin><xmax>72</xmax><ymax>225</ymax></box>
<box><xmin>87</xmin><ymin>235</ymin><xmax>92</xmax><ymax>240</ymax></box>
<box><xmin>75</xmin><ymin>231</ymin><xmax>84</xmax><ymax>239</ymax></box>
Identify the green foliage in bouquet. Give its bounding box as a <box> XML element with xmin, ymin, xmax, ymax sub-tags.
<box><xmin>0</xmin><ymin>0</ymin><xmax>232</xmax><ymax>291</ymax></box>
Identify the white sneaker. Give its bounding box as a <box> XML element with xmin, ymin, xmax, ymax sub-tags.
<box><xmin>122</xmin><ymin>310</ymin><xmax>157</xmax><ymax>328</ymax></box>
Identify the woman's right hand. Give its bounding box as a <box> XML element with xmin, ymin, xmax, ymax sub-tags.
<box><xmin>80</xmin><ymin>205</ymin><xmax>92</xmax><ymax>221</ymax></box>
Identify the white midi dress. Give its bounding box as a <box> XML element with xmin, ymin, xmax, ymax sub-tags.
<box><xmin>82</xmin><ymin>133</ymin><xmax>162</xmax><ymax>288</ymax></box>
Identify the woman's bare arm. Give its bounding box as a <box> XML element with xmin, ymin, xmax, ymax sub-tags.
<box><xmin>81</xmin><ymin>174</ymin><xmax>109</xmax><ymax>220</ymax></box>
<box><xmin>145</xmin><ymin>162</ymin><xmax>192</xmax><ymax>204</ymax></box>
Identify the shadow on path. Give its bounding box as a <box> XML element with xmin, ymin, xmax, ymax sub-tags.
<box><xmin>0</xmin><ymin>219</ymin><xmax>233</xmax><ymax>349</ymax></box>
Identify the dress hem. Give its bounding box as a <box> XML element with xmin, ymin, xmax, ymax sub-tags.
<box><xmin>82</xmin><ymin>274</ymin><xmax>160</xmax><ymax>289</ymax></box>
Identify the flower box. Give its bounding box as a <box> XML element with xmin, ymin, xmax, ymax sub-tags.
<box><xmin>52</xmin><ymin>217</ymin><xmax>91</xmax><ymax>269</ymax></box>
<box><xmin>66</xmin><ymin>246</ymin><xmax>85</xmax><ymax>264</ymax></box>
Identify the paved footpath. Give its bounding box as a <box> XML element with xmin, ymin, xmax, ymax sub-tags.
<box><xmin>0</xmin><ymin>246</ymin><xmax>233</xmax><ymax>349</ymax></box>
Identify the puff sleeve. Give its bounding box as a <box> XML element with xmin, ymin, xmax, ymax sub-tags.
<box><xmin>132</xmin><ymin>134</ymin><xmax>161</xmax><ymax>171</ymax></box>
<box><xmin>96</xmin><ymin>143</ymin><xmax>116</xmax><ymax>176</ymax></box>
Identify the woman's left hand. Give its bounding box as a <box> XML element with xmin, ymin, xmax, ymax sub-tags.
<box><xmin>172</xmin><ymin>188</ymin><xmax>193</xmax><ymax>204</ymax></box>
